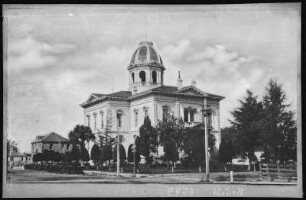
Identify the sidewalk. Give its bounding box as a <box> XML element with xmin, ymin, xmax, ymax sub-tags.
<box><xmin>84</xmin><ymin>170</ymin><xmax>186</xmax><ymax>178</ymax></box>
<box><xmin>83</xmin><ymin>170</ymin><xmax>297</xmax><ymax>185</ymax></box>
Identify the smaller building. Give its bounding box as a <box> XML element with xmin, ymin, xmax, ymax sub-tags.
<box><xmin>8</xmin><ymin>151</ymin><xmax>32</xmax><ymax>168</ymax></box>
<box><xmin>31</xmin><ymin>132</ymin><xmax>71</xmax><ymax>154</ymax></box>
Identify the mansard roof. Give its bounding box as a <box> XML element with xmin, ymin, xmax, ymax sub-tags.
<box><xmin>32</xmin><ymin>132</ymin><xmax>69</xmax><ymax>144</ymax></box>
<box><xmin>81</xmin><ymin>85</ymin><xmax>224</xmax><ymax>108</ymax></box>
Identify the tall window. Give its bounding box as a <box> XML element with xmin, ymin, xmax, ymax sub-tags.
<box><xmin>93</xmin><ymin>113</ymin><xmax>97</xmax><ymax>130</ymax></box>
<box><xmin>131</xmin><ymin>72</ymin><xmax>135</xmax><ymax>83</ymax></box>
<box><xmin>184</xmin><ymin>107</ymin><xmax>196</xmax><ymax>123</ymax></box>
<box><xmin>208</xmin><ymin>114</ymin><xmax>212</xmax><ymax>128</ymax></box>
<box><xmin>87</xmin><ymin>114</ymin><xmax>91</xmax><ymax>127</ymax></box>
<box><xmin>190</xmin><ymin>111</ymin><xmax>195</xmax><ymax>122</ymax></box>
<box><xmin>139</xmin><ymin>71</ymin><xmax>146</xmax><ymax>84</ymax></box>
<box><xmin>162</xmin><ymin>105</ymin><xmax>169</xmax><ymax>121</ymax></box>
<box><xmin>152</xmin><ymin>71</ymin><xmax>157</xmax><ymax>84</ymax></box>
<box><xmin>117</xmin><ymin>110</ymin><xmax>123</xmax><ymax>128</ymax></box>
<box><xmin>184</xmin><ymin>109</ymin><xmax>189</xmax><ymax>122</ymax></box>
<box><xmin>143</xmin><ymin>107</ymin><xmax>149</xmax><ymax>118</ymax></box>
<box><xmin>100</xmin><ymin>111</ymin><xmax>104</xmax><ymax>129</ymax></box>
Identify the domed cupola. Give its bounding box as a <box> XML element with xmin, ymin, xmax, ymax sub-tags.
<box><xmin>128</xmin><ymin>41</ymin><xmax>165</xmax><ymax>70</ymax></box>
<box><xmin>128</xmin><ymin>41</ymin><xmax>166</xmax><ymax>95</ymax></box>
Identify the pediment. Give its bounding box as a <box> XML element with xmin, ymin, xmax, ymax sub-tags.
<box><xmin>85</xmin><ymin>94</ymin><xmax>99</xmax><ymax>103</ymax></box>
<box><xmin>177</xmin><ymin>86</ymin><xmax>204</xmax><ymax>96</ymax></box>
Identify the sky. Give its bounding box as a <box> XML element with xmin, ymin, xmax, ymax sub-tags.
<box><xmin>4</xmin><ymin>4</ymin><xmax>300</xmax><ymax>153</ymax></box>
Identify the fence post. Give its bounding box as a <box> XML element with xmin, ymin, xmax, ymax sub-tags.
<box><xmin>277</xmin><ymin>162</ymin><xmax>280</xmax><ymax>179</ymax></box>
<box><xmin>259</xmin><ymin>162</ymin><xmax>262</xmax><ymax>180</ymax></box>
<box><xmin>230</xmin><ymin>171</ymin><xmax>234</xmax><ymax>183</ymax></box>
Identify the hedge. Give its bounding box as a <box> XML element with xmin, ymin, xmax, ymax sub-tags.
<box><xmin>24</xmin><ymin>163</ymin><xmax>84</xmax><ymax>174</ymax></box>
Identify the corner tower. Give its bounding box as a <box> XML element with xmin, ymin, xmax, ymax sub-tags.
<box><xmin>128</xmin><ymin>41</ymin><xmax>165</xmax><ymax>94</ymax></box>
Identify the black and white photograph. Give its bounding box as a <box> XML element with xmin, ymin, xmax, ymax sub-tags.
<box><xmin>2</xmin><ymin>3</ymin><xmax>302</xmax><ymax>198</ymax></box>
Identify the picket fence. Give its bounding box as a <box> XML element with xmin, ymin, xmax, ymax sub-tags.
<box><xmin>259</xmin><ymin>163</ymin><xmax>297</xmax><ymax>182</ymax></box>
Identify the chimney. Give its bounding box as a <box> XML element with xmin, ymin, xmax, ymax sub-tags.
<box><xmin>191</xmin><ymin>79</ymin><xmax>197</xmax><ymax>87</ymax></box>
<box><xmin>177</xmin><ymin>71</ymin><xmax>183</xmax><ymax>90</ymax></box>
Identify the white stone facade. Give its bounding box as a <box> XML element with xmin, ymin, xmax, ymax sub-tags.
<box><xmin>81</xmin><ymin>41</ymin><xmax>224</xmax><ymax>156</ymax></box>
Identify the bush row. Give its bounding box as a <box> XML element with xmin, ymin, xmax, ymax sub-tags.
<box><xmin>24</xmin><ymin>163</ymin><xmax>84</xmax><ymax>174</ymax></box>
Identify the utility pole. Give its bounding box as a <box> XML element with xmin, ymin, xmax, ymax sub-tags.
<box><xmin>133</xmin><ymin>135</ymin><xmax>137</xmax><ymax>177</ymax></box>
<box><xmin>203</xmin><ymin>97</ymin><xmax>210</xmax><ymax>182</ymax></box>
<box><xmin>116</xmin><ymin>126</ymin><xmax>120</xmax><ymax>176</ymax></box>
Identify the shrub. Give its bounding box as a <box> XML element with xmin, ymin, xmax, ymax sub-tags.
<box><xmin>24</xmin><ymin>163</ymin><xmax>84</xmax><ymax>174</ymax></box>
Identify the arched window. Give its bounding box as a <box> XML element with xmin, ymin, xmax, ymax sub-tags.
<box><xmin>152</xmin><ymin>71</ymin><xmax>157</xmax><ymax>84</ymax></box>
<box><xmin>131</xmin><ymin>73</ymin><xmax>135</xmax><ymax>83</ymax></box>
<box><xmin>139</xmin><ymin>71</ymin><xmax>146</xmax><ymax>84</ymax></box>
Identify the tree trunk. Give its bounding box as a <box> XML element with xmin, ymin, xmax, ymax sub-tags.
<box><xmin>108</xmin><ymin>160</ymin><xmax>111</xmax><ymax>171</ymax></box>
<box><xmin>171</xmin><ymin>165</ymin><xmax>174</xmax><ymax>173</ymax></box>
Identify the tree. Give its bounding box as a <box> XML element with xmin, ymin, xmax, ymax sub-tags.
<box><xmin>156</xmin><ymin>115</ymin><xmax>185</xmax><ymax>150</ymax></box>
<box><xmin>70</xmin><ymin>145</ymin><xmax>81</xmax><ymax>162</ymax></box>
<box><xmin>7</xmin><ymin>139</ymin><xmax>18</xmax><ymax>154</ymax></box>
<box><xmin>101</xmin><ymin>145</ymin><xmax>113</xmax><ymax>170</ymax></box>
<box><xmin>218</xmin><ymin>127</ymin><xmax>238</xmax><ymax>171</ymax></box>
<box><xmin>63</xmin><ymin>152</ymin><xmax>72</xmax><ymax>164</ymax></box>
<box><xmin>98</xmin><ymin>118</ymin><xmax>115</xmax><ymax>146</ymax></box>
<box><xmin>262</xmin><ymin>79</ymin><xmax>297</xmax><ymax>163</ymax></box>
<box><xmin>164</xmin><ymin>141</ymin><xmax>179</xmax><ymax>173</ymax></box>
<box><xmin>41</xmin><ymin>150</ymin><xmax>50</xmax><ymax>162</ymax></box>
<box><xmin>155</xmin><ymin>114</ymin><xmax>185</xmax><ymax>172</ymax></box>
<box><xmin>33</xmin><ymin>153</ymin><xmax>43</xmax><ymax>163</ymax></box>
<box><xmin>127</xmin><ymin>143</ymin><xmax>141</xmax><ymax>173</ymax></box>
<box><xmin>230</xmin><ymin>90</ymin><xmax>264</xmax><ymax>170</ymax></box>
<box><xmin>182</xmin><ymin>126</ymin><xmax>216</xmax><ymax>172</ymax></box>
<box><xmin>68</xmin><ymin>125</ymin><xmax>95</xmax><ymax>150</ymax></box>
<box><xmin>48</xmin><ymin>150</ymin><xmax>56</xmax><ymax>163</ymax></box>
<box><xmin>53</xmin><ymin>152</ymin><xmax>62</xmax><ymax>163</ymax></box>
<box><xmin>91</xmin><ymin>144</ymin><xmax>101</xmax><ymax>169</ymax></box>
<box><xmin>80</xmin><ymin>146</ymin><xmax>90</xmax><ymax>162</ymax></box>
<box><xmin>112</xmin><ymin>144</ymin><xmax>126</xmax><ymax>167</ymax></box>
<box><xmin>137</xmin><ymin>116</ymin><xmax>158</xmax><ymax>165</ymax></box>
<box><xmin>7</xmin><ymin>139</ymin><xmax>18</xmax><ymax>169</ymax></box>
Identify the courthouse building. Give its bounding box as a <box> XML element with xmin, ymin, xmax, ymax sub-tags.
<box><xmin>80</xmin><ymin>41</ymin><xmax>225</xmax><ymax>154</ymax></box>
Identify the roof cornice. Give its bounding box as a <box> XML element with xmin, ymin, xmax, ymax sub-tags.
<box><xmin>129</xmin><ymin>90</ymin><xmax>222</xmax><ymax>101</ymax></box>
<box><xmin>80</xmin><ymin>96</ymin><xmax>130</xmax><ymax>108</ymax></box>
<box><xmin>127</xmin><ymin>63</ymin><xmax>165</xmax><ymax>71</ymax></box>
<box><xmin>81</xmin><ymin>86</ymin><xmax>225</xmax><ymax>108</ymax></box>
